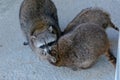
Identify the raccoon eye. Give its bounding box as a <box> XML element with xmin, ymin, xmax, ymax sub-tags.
<box><xmin>48</xmin><ymin>26</ymin><xmax>55</xmax><ymax>34</ymax></box>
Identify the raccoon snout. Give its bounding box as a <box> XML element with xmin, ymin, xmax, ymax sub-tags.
<box><xmin>43</xmin><ymin>48</ymin><xmax>51</xmax><ymax>55</ymax></box>
<box><xmin>42</xmin><ymin>49</ymin><xmax>48</xmax><ymax>56</ymax></box>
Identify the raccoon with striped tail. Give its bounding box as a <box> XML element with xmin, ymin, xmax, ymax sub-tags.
<box><xmin>47</xmin><ymin>23</ymin><xmax>116</xmax><ymax>70</ymax></box>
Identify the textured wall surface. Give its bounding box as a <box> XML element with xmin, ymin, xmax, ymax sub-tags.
<box><xmin>0</xmin><ymin>0</ymin><xmax>119</xmax><ymax>80</ymax></box>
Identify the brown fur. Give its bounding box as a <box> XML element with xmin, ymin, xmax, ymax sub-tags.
<box><xmin>64</xmin><ymin>7</ymin><xmax>119</xmax><ymax>34</ymax></box>
<box><xmin>48</xmin><ymin>23</ymin><xmax>116</xmax><ymax>70</ymax></box>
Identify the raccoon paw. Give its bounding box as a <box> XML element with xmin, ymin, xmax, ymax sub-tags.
<box><xmin>23</xmin><ymin>42</ymin><xmax>29</xmax><ymax>46</ymax></box>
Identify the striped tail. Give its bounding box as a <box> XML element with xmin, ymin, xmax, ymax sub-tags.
<box><xmin>105</xmin><ymin>49</ymin><xmax>116</xmax><ymax>68</ymax></box>
<box><xmin>109</xmin><ymin>21</ymin><xmax>119</xmax><ymax>31</ymax></box>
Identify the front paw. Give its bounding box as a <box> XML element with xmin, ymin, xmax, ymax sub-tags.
<box><xmin>23</xmin><ymin>42</ymin><xmax>29</xmax><ymax>46</ymax></box>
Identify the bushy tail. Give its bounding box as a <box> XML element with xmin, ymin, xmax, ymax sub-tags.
<box><xmin>105</xmin><ymin>49</ymin><xmax>116</xmax><ymax>68</ymax></box>
<box><xmin>109</xmin><ymin>21</ymin><xmax>119</xmax><ymax>31</ymax></box>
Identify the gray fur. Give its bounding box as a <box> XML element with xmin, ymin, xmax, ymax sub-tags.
<box><xmin>19</xmin><ymin>0</ymin><xmax>61</xmax><ymax>59</ymax></box>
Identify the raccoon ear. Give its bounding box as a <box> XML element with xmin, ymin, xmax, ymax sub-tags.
<box><xmin>30</xmin><ymin>36</ymin><xmax>36</xmax><ymax>41</ymax></box>
<box><xmin>48</xmin><ymin>26</ymin><xmax>53</xmax><ymax>32</ymax></box>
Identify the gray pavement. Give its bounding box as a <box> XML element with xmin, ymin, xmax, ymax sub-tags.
<box><xmin>0</xmin><ymin>0</ymin><xmax>119</xmax><ymax>80</ymax></box>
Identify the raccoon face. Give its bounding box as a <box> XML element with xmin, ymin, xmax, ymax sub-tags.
<box><xmin>31</xmin><ymin>26</ymin><xmax>58</xmax><ymax>57</ymax></box>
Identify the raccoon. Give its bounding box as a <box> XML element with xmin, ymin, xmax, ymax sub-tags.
<box><xmin>48</xmin><ymin>23</ymin><xmax>116</xmax><ymax>70</ymax></box>
<box><xmin>19</xmin><ymin>0</ymin><xmax>61</xmax><ymax>59</ymax></box>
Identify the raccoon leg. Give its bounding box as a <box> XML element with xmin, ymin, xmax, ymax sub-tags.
<box><xmin>109</xmin><ymin>21</ymin><xmax>119</xmax><ymax>31</ymax></box>
<box><xmin>23</xmin><ymin>35</ymin><xmax>29</xmax><ymax>46</ymax></box>
<box><xmin>105</xmin><ymin>49</ymin><xmax>116</xmax><ymax>68</ymax></box>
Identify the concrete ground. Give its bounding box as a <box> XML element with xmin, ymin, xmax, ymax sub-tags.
<box><xmin>0</xmin><ymin>0</ymin><xmax>119</xmax><ymax>80</ymax></box>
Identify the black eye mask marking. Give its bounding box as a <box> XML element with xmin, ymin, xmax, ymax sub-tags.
<box><xmin>39</xmin><ymin>41</ymin><xmax>56</xmax><ymax>49</ymax></box>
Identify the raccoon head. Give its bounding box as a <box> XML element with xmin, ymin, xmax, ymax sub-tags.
<box><xmin>30</xmin><ymin>22</ymin><xmax>61</xmax><ymax>59</ymax></box>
